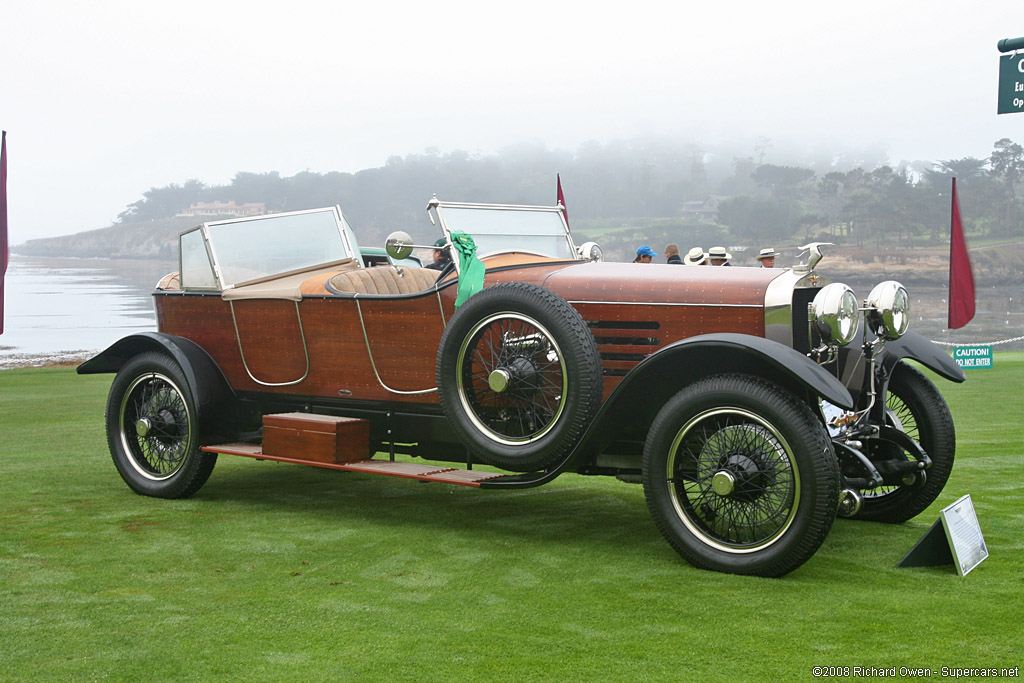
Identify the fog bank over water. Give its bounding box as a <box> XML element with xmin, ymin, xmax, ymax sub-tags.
<box><xmin>3</xmin><ymin>0</ymin><xmax>1019</xmax><ymax>244</ymax></box>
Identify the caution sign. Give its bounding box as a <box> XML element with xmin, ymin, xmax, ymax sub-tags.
<box><xmin>954</xmin><ymin>345</ymin><xmax>993</xmax><ymax>369</ymax></box>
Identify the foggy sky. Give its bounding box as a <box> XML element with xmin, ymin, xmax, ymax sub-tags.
<box><xmin>3</xmin><ymin>0</ymin><xmax>1021</xmax><ymax>244</ymax></box>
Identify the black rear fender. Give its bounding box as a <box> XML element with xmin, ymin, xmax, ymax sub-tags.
<box><xmin>77</xmin><ymin>332</ymin><xmax>236</xmax><ymax>440</ymax></box>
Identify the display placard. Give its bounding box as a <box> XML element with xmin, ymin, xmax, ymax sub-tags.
<box><xmin>897</xmin><ymin>494</ymin><xmax>988</xmax><ymax>576</ymax></box>
<box><xmin>941</xmin><ymin>494</ymin><xmax>989</xmax><ymax>576</ymax></box>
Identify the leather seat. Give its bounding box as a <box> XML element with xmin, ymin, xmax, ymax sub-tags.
<box><xmin>328</xmin><ymin>265</ymin><xmax>441</xmax><ymax>295</ymax></box>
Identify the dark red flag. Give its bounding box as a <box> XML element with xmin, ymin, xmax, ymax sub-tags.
<box><xmin>1</xmin><ymin>130</ymin><xmax>8</xmax><ymax>335</ymax></box>
<box><xmin>948</xmin><ymin>177</ymin><xmax>975</xmax><ymax>330</ymax></box>
<box><xmin>556</xmin><ymin>174</ymin><xmax>569</xmax><ymax>229</ymax></box>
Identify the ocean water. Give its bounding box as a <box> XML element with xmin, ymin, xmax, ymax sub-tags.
<box><xmin>0</xmin><ymin>255</ymin><xmax>1020</xmax><ymax>369</ymax></box>
<box><xmin>1</xmin><ymin>256</ymin><xmax>175</xmax><ymax>366</ymax></box>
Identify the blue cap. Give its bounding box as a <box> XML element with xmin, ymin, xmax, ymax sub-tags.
<box><xmin>636</xmin><ymin>245</ymin><xmax>656</xmax><ymax>257</ymax></box>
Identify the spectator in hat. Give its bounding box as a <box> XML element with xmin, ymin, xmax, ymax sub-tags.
<box><xmin>634</xmin><ymin>245</ymin><xmax>656</xmax><ymax>263</ymax></box>
<box><xmin>709</xmin><ymin>246</ymin><xmax>732</xmax><ymax>266</ymax></box>
<box><xmin>664</xmin><ymin>244</ymin><xmax>683</xmax><ymax>264</ymax></box>
<box><xmin>757</xmin><ymin>247</ymin><xmax>781</xmax><ymax>268</ymax></box>
<box><xmin>425</xmin><ymin>237</ymin><xmax>452</xmax><ymax>271</ymax></box>
<box><xmin>683</xmin><ymin>247</ymin><xmax>708</xmax><ymax>266</ymax></box>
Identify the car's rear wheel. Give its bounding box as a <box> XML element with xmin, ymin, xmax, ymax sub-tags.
<box><xmin>437</xmin><ymin>282</ymin><xmax>602</xmax><ymax>472</ymax></box>
<box><xmin>642</xmin><ymin>374</ymin><xmax>839</xmax><ymax>577</ymax></box>
<box><xmin>106</xmin><ymin>351</ymin><xmax>217</xmax><ymax>498</ymax></box>
<box><xmin>855</xmin><ymin>362</ymin><xmax>955</xmax><ymax>523</ymax></box>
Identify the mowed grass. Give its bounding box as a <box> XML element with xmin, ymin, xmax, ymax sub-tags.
<box><xmin>1</xmin><ymin>357</ymin><xmax>1022</xmax><ymax>681</ymax></box>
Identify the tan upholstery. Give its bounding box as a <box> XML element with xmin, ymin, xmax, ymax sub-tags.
<box><xmin>329</xmin><ymin>265</ymin><xmax>441</xmax><ymax>295</ymax></box>
<box><xmin>156</xmin><ymin>272</ymin><xmax>181</xmax><ymax>290</ymax></box>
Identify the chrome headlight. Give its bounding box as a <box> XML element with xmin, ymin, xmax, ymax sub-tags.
<box><xmin>577</xmin><ymin>241</ymin><xmax>603</xmax><ymax>262</ymax></box>
<box><xmin>811</xmin><ymin>283</ymin><xmax>860</xmax><ymax>346</ymax></box>
<box><xmin>865</xmin><ymin>280</ymin><xmax>910</xmax><ymax>340</ymax></box>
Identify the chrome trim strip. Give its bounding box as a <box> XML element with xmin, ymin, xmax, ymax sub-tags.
<box><xmin>332</xmin><ymin>205</ymin><xmax>362</xmax><ymax>269</ymax></box>
<box><xmin>356</xmin><ymin>297</ymin><xmax>438</xmax><ymax>395</ymax></box>
<box><xmin>763</xmin><ymin>269</ymin><xmax>832</xmax><ymax>347</ymax></box>
<box><xmin>229</xmin><ymin>300</ymin><xmax>310</xmax><ymax>387</ymax></box>
<box><xmin>568</xmin><ymin>300</ymin><xmax>762</xmax><ymax>308</ymax></box>
<box><xmin>436</xmin><ymin>290</ymin><xmax>448</xmax><ymax>326</ymax></box>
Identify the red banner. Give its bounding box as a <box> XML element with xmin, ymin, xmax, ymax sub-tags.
<box><xmin>1</xmin><ymin>130</ymin><xmax>8</xmax><ymax>335</ymax></box>
<box><xmin>947</xmin><ymin>177</ymin><xmax>975</xmax><ymax>330</ymax></box>
<box><xmin>556</xmin><ymin>174</ymin><xmax>569</xmax><ymax>230</ymax></box>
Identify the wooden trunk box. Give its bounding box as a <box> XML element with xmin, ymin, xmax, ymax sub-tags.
<box><xmin>262</xmin><ymin>413</ymin><xmax>369</xmax><ymax>464</ymax></box>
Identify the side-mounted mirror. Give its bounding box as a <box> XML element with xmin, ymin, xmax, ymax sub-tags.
<box><xmin>385</xmin><ymin>231</ymin><xmax>415</xmax><ymax>260</ymax></box>
<box><xmin>385</xmin><ymin>231</ymin><xmax>444</xmax><ymax>261</ymax></box>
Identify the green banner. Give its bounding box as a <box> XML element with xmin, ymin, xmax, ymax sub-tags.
<box><xmin>998</xmin><ymin>52</ymin><xmax>1024</xmax><ymax>115</ymax></box>
<box><xmin>953</xmin><ymin>346</ymin><xmax>993</xmax><ymax>369</ymax></box>
<box><xmin>448</xmin><ymin>231</ymin><xmax>485</xmax><ymax>308</ymax></box>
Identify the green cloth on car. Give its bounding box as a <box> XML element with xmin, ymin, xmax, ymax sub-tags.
<box><xmin>449</xmin><ymin>231</ymin><xmax>485</xmax><ymax>308</ymax></box>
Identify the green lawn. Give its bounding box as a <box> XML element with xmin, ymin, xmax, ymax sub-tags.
<box><xmin>1</xmin><ymin>357</ymin><xmax>1021</xmax><ymax>681</ymax></box>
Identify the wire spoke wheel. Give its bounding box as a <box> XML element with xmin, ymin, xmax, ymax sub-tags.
<box><xmin>119</xmin><ymin>372</ymin><xmax>193</xmax><ymax>480</ymax></box>
<box><xmin>437</xmin><ymin>282</ymin><xmax>601</xmax><ymax>472</ymax></box>
<box><xmin>668</xmin><ymin>410</ymin><xmax>799</xmax><ymax>551</ymax></box>
<box><xmin>861</xmin><ymin>389</ymin><xmax>921</xmax><ymax>501</ymax></box>
<box><xmin>106</xmin><ymin>351</ymin><xmax>217</xmax><ymax>498</ymax></box>
<box><xmin>854</xmin><ymin>361</ymin><xmax>955</xmax><ymax>523</ymax></box>
<box><xmin>457</xmin><ymin>312</ymin><xmax>567</xmax><ymax>444</ymax></box>
<box><xmin>643</xmin><ymin>374</ymin><xmax>838</xmax><ymax>577</ymax></box>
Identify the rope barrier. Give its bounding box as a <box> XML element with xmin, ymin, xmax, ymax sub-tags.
<box><xmin>929</xmin><ymin>335</ymin><xmax>1024</xmax><ymax>347</ymax></box>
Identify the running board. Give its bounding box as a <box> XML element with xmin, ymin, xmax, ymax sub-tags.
<box><xmin>200</xmin><ymin>442</ymin><xmax>506</xmax><ymax>488</ymax></box>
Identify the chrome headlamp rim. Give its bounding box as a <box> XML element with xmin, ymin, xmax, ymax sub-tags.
<box><xmin>577</xmin><ymin>241</ymin><xmax>603</xmax><ymax>262</ymax></box>
<box><xmin>865</xmin><ymin>280</ymin><xmax>910</xmax><ymax>340</ymax></box>
<box><xmin>811</xmin><ymin>283</ymin><xmax>860</xmax><ymax>346</ymax></box>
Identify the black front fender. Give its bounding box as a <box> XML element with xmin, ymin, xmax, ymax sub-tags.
<box><xmin>882</xmin><ymin>331</ymin><xmax>965</xmax><ymax>383</ymax></box>
<box><xmin>641</xmin><ymin>333</ymin><xmax>855</xmax><ymax>408</ymax></box>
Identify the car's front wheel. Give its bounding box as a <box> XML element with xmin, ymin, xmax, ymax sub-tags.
<box><xmin>106</xmin><ymin>351</ymin><xmax>217</xmax><ymax>498</ymax></box>
<box><xmin>642</xmin><ymin>374</ymin><xmax>839</xmax><ymax>577</ymax></box>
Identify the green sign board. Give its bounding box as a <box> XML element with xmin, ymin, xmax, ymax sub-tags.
<box><xmin>954</xmin><ymin>346</ymin><xmax>993</xmax><ymax>369</ymax></box>
<box><xmin>998</xmin><ymin>52</ymin><xmax>1024</xmax><ymax>115</ymax></box>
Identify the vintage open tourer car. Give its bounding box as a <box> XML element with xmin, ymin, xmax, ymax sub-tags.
<box><xmin>79</xmin><ymin>197</ymin><xmax>965</xmax><ymax>577</ymax></box>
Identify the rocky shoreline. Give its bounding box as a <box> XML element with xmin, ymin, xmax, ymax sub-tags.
<box><xmin>0</xmin><ymin>349</ymin><xmax>96</xmax><ymax>370</ymax></box>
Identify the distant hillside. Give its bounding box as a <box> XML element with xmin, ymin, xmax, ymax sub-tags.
<box><xmin>819</xmin><ymin>241</ymin><xmax>1024</xmax><ymax>286</ymax></box>
<box><xmin>13</xmin><ymin>210</ymin><xmax>1022</xmax><ymax>288</ymax></box>
<box><xmin>15</xmin><ymin>217</ymin><xmax>201</xmax><ymax>259</ymax></box>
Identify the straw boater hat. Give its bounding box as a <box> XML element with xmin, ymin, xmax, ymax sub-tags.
<box><xmin>708</xmin><ymin>246</ymin><xmax>732</xmax><ymax>262</ymax></box>
<box><xmin>683</xmin><ymin>247</ymin><xmax>708</xmax><ymax>265</ymax></box>
<box><xmin>757</xmin><ymin>247</ymin><xmax>781</xmax><ymax>261</ymax></box>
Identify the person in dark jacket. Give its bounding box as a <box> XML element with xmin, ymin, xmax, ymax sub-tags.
<box><xmin>425</xmin><ymin>237</ymin><xmax>452</xmax><ymax>271</ymax></box>
<box><xmin>665</xmin><ymin>244</ymin><xmax>683</xmax><ymax>264</ymax></box>
<box><xmin>709</xmin><ymin>246</ymin><xmax>732</xmax><ymax>266</ymax></box>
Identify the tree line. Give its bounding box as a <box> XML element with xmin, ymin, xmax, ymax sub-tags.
<box><xmin>116</xmin><ymin>137</ymin><xmax>1024</xmax><ymax>250</ymax></box>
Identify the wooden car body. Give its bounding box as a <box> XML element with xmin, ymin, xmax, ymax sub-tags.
<box><xmin>79</xmin><ymin>198</ymin><xmax>964</xmax><ymax>577</ymax></box>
